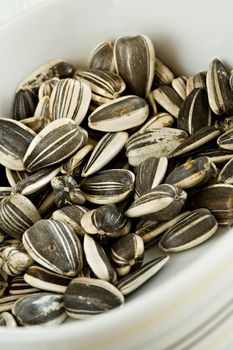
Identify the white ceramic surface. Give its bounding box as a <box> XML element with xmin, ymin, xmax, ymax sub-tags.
<box><xmin>1</xmin><ymin>1</ymin><xmax>233</xmax><ymax>349</ymax></box>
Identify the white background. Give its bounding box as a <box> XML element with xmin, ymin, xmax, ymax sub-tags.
<box><xmin>0</xmin><ymin>0</ymin><xmax>46</xmax><ymax>24</ymax></box>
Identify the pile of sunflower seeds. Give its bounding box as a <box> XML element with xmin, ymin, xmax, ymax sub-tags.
<box><xmin>0</xmin><ymin>34</ymin><xmax>233</xmax><ymax>327</ymax></box>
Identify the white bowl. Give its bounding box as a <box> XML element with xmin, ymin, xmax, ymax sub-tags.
<box><xmin>1</xmin><ymin>0</ymin><xmax>233</xmax><ymax>349</ymax></box>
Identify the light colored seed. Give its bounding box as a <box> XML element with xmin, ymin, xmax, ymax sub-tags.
<box><xmin>218</xmin><ymin>158</ymin><xmax>233</xmax><ymax>183</ymax></box>
<box><xmin>12</xmin><ymin>292</ymin><xmax>66</xmax><ymax>327</ymax></box>
<box><xmin>24</xmin><ymin>265</ymin><xmax>71</xmax><ymax>293</ymax></box>
<box><xmin>23</xmin><ymin>219</ymin><xmax>83</xmax><ymax>276</ymax></box>
<box><xmin>34</xmin><ymin>95</ymin><xmax>50</xmax><ymax>118</ymax></box>
<box><xmin>217</xmin><ymin>129</ymin><xmax>233</xmax><ymax>150</ymax></box>
<box><xmin>50</xmin><ymin>78</ymin><xmax>91</xmax><ymax>124</ymax></box>
<box><xmin>88</xmin><ymin>95</ymin><xmax>149</xmax><ymax>132</ymax></box>
<box><xmin>186</xmin><ymin>72</ymin><xmax>206</xmax><ymax>95</ymax></box>
<box><xmin>82</xmin><ymin>132</ymin><xmax>128</xmax><ymax>177</ymax></box>
<box><xmin>5</xmin><ymin>168</ymin><xmax>29</xmax><ymax>187</ymax></box>
<box><xmin>9</xmin><ymin>276</ymin><xmax>39</xmax><ymax>295</ymax></box>
<box><xmin>153</xmin><ymin>57</ymin><xmax>174</xmax><ymax>86</ymax></box>
<box><xmin>139</xmin><ymin>112</ymin><xmax>175</xmax><ymax>132</ymax></box>
<box><xmin>153</xmin><ymin>86</ymin><xmax>183</xmax><ymax>118</ymax></box>
<box><xmin>64</xmin><ymin>277</ymin><xmax>124</xmax><ymax>319</ymax></box>
<box><xmin>0</xmin><ymin>312</ymin><xmax>17</xmax><ymax>327</ymax></box>
<box><xmin>115</xmin><ymin>256</ymin><xmax>169</xmax><ymax>295</ymax></box>
<box><xmin>38</xmin><ymin>77</ymin><xmax>60</xmax><ymax>99</ymax></box>
<box><xmin>61</xmin><ymin>144</ymin><xmax>93</xmax><ymax>175</ymax></box>
<box><xmin>126</xmin><ymin>184</ymin><xmax>187</xmax><ymax>221</ymax></box>
<box><xmin>114</xmin><ymin>34</ymin><xmax>155</xmax><ymax>98</ymax></box>
<box><xmin>172</xmin><ymin>76</ymin><xmax>187</xmax><ymax>100</ymax></box>
<box><xmin>0</xmin><ymin>246</ymin><xmax>33</xmax><ymax>276</ymax></box>
<box><xmin>159</xmin><ymin>208</ymin><xmax>218</xmax><ymax>252</ymax></box>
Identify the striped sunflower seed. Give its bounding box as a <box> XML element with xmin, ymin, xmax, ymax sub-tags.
<box><xmin>186</xmin><ymin>72</ymin><xmax>207</xmax><ymax>96</ymax></box>
<box><xmin>218</xmin><ymin>158</ymin><xmax>233</xmax><ymax>183</ymax></box>
<box><xmin>114</xmin><ymin>34</ymin><xmax>155</xmax><ymax>98</ymax></box>
<box><xmin>217</xmin><ymin>129</ymin><xmax>233</xmax><ymax>150</ymax></box>
<box><xmin>115</xmin><ymin>255</ymin><xmax>169</xmax><ymax>295</ymax></box>
<box><xmin>13</xmin><ymin>88</ymin><xmax>38</xmax><ymax>120</ymax></box>
<box><xmin>197</xmin><ymin>148</ymin><xmax>233</xmax><ymax>164</ymax></box>
<box><xmin>24</xmin><ymin>265</ymin><xmax>71</xmax><ymax>293</ymax></box>
<box><xmin>0</xmin><ymin>246</ymin><xmax>33</xmax><ymax>276</ymax></box>
<box><xmin>88</xmin><ymin>95</ymin><xmax>149</xmax><ymax>132</ymax></box>
<box><xmin>34</xmin><ymin>95</ymin><xmax>50</xmax><ymax>118</ymax></box>
<box><xmin>24</xmin><ymin>119</ymin><xmax>88</xmax><ymax>172</ymax></box>
<box><xmin>83</xmin><ymin>234</ymin><xmax>117</xmax><ymax>282</ymax></box>
<box><xmin>135</xmin><ymin>157</ymin><xmax>168</xmax><ymax>197</ymax></box>
<box><xmin>5</xmin><ymin>169</ymin><xmax>29</xmax><ymax>187</ymax></box>
<box><xmin>38</xmin><ymin>77</ymin><xmax>60</xmax><ymax>99</ymax></box>
<box><xmin>153</xmin><ymin>86</ymin><xmax>183</xmax><ymax>118</ymax></box>
<box><xmin>0</xmin><ymin>194</ymin><xmax>41</xmax><ymax>239</ymax></box>
<box><xmin>165</xmin><ymin>156</ymin><xmax>217</xmax><ymax>189</ymax></box>
<box><xmin>0</xmin><ymin>118</ymin><xmax>35</xmax><ymax>171</ymax></box>
<box><xmin>12</xmin><ymin>292</ymin><xmax>66</xmax><ymax>327</ymax></box>
<box><xmin>0</xmin><ymin>312</ymin><xmax>17</xmax><ymax>327</ymax></box>
<box><xmin>52</xmin><ymin>205</ymin><xmax>89</xmax><ymax>236</ymax></box>
<box><xmin>206</xmin><ymin>58</ymin><xmax>233</xmax><ymax>115</ymax></box>
<box><xmin>23</xmin><ymin>219</ymin><xmax>83</xmax><ymax>276</ymax></box>
<box><xmin>81</xmin><ymin>203</ymin><xmax>130</xmax><ymax>237</ymax></box>
<box><xmin>171</xmin><ymin>76</ymin><xmax>187</xmax><ymax>100</ymax></box>
<box><xmin>213</xmin><ymin>115</ymin><xmax>233</xmax><ymax>133</ymax></box>
<box><xmin>88</xmin><ymin>40</ymin><xmax>115</xmax><ymax>71</ymax></box>
<box><xmin>177</xmin><ymin>88</ymin><xmax>212</xmax><ymax>134</ymax></box>
<box><xmin>136</xmin><ymin>211</ymin><xmax>190</xmax><ymax>248</ymax></box>
<box><xmin>64</xmin><ymin>277</ymin><xmax>124</xmax><ymax>319</ymax></box>
<box><xmin>51</xmin><ymin>175</ymin><xmax>85</xmax><ymax>208</ymax></box>
<box><xmin>61</xmin><ymin>144</ymin><xmax>93</xmax><ymax>176</ymax></box>
<box><xmin>153</xmin><ymin>57</ymin><xmax>174</xmax><ymax>87</ymax></box>
<box><xmin>111</xmin><ymin>233</ymin><xmax>144</xmax><ymax>276</ymax></box>
<box><xmin>139</xmin><ymin>113</ymin><xmax>175</xmax><ymax>132</ymax></box>
<box><xmin>76</xmin><ymin>68</ymin><xmax>125</xmax><ymax>99</ymax></box>
<box><xmin>82</xmin><ymin>132</ymin><xmax>128</xmax><ymax>177</ymax></box>
<box><xmin>0</xmin><ymin>187</ymin><xmax>12</xmax><ymax>202</ymax></box>
<box><xmin>9</xmin><ymin>276</ymin><xmax>39</xmax><ymax>295</ymax></box>
<box><xmin>0</xmin><ymin>293</ymin><xmax>39</xmax><ymax>313</ymax></box>
<box><xmin>49</xmin><ymin>78</ymin><xmax>91</xmax><ymax>124</ymax></box>
<box><xmin>80</xmin><ymin>169</ymin><xmax>135</xmax><ymax>204</ymax></box>
<box><xmin>190</xmin><ymin>184</ymin><xmax>233</xmax><ymax>225</ymax></box>
<box><xmin>170</xmin><ymin>126</ymin><xmax>221</xmax><ymax>157</ymax></box>
<box><xmin>126</xmin><ymin>128</ymin><xmax>188</xmax><ymax>166</ymax></box>
<box><xmin>13</xmin><ymin>166</ymin><xmax>60</xmax><ymax>195</ymax></box>
<box><xmin>125</xmin><ymin>184</ymin><xmax>187</xmax><ymax>221</ymax></box>
<box><xmin>159</xmin><ymin>208</ymin><xmax>218</xmax><ymax>252</ymax></box>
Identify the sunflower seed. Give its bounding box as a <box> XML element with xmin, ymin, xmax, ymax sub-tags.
<box><xmin>38</xmin><ymin>77</ymin><xmax>60</xmax><ymax>100</ymax></box>
<box><xmin>83</xmin><ymin>234</ymin><xmax>117</xmax><ymax>282</ymax></box>
<box><xmin>177</xmin><ymin>88</ymin><xmax>212</xmax><ymax>134</ymax></box>
<box><xmin>0</xmin><ymin>312</ymin><xmax>17</xmax><ymax>327</ymax></box>
<box><xmin>0</xmin><ymin>293</ymin><xmax>38</xmax><ymax>313</ymax></box>
<box><xmin>0</xmin><ymin>246</ymin><xmax>33</xmax><ymax>276</ymax></box>
<box><xmin>52</xmin><ymin>205</ymin><xmax>89</xmax><ymax>236</ymax></box>
<box><xmin>218</xmin><ymin>158</ymin><xmax>233</xmax><ymax>183</ymax></box>
<box><xmin>139</xmin><ymin>113</ymin><xmax>175</xmax><ymax>132</ymax></box>
<box><xmin>111</xmin><ymin>233</ymin><xmax>144</xmax><ymax>276</ymax></box>
<box><xmin>135</xmin><ymin>157</ymin><xmax>168</xmax><ymax>197</ymax></box>
<box><xmin>190</xmin><ymin>184</ymin><xmax>233</xmax><ymax>224</ymax></box>
<box><xmin>165</xmin><ymin>156</ymin><xmax>217</xmax><ymax>189</ymax></box>
<box><xmin>126</xmin><ymin>184</ymin><xmax>187</xmax><ymax>221</ymax></box>
<box><xmin>51</xmin><ymin>175</ymin><xmax>85</xmax><ymax>208</ymax></box>
<box><xmin>88</xmin><ymin>95</ymin><xmax>149</xmax><ymax>132</ymax></box>
<box><xmin>5</xmin><ymin>169</ymin><xmax>28</xmax><ymax>187</ymax></box>
<box><xmin>13</xmin><ymin>88</ymin><xmax>38</xmax><ymax>120</ymax></box>
<box><xmin>170</xmin><ymin>126</ymin><xmax>221</xmax><ymax>157</ymax></box>
<box><xmin>159</xmin><ymin>208</ymin><xmax>218</xmax><ymax>252</ymax></box>
<box><xmin>23</xmin><ymin>219</ymin><xmax>83</xmax><ymax>276</ymax></box>
<box><xmin>88</xmin><ymin>40</ymin><xmax>115</xmax><ymax>71</ymax></box>
<box><xmin>136</xmin><ymin>211</ymin><xmax>191</xmax><ymax>247</ymax></box>
<box><xmin>49</xmin><ymin>78</ymin><xmax>91</xmax><ymax>124</ymax></box>
<box><xmin>38</xmin><ymin>191</ymin><xmax>56</xmax><ymax>217</ymax></box>
<box><xmin>213</xmin><ymin>115</ymin><xmax>233</xmax><ymax>133</ymax></box>
<box><xmin>153</xmin><ymin>86</ymin><xmax>183</xmax><ymax>118</ymax></box>
<box><xmin>81</xmin><ymin>203</ymin><xmax>130</xmax><ymax>237</ymax></box>
<box><xmin>0</xmin><ymin>187</ymin><xmax>12</xmax><ymax>202</ymax></box>
<box><xmin>217</xmin><ymin>129</ymin><xmax>233</xmax><ymax>150</ymax></box>
<box><xmin>14</xmin><ymin>167</ymin><xmax>60</xmax><ymax>195</ymax></box>
<box><xmin>21</xmin><ymin>114</ymin><xmax>50</xmax><ymax>134</ymax></box>
<box><xmin>0</xmin><ymin>194</ymin><xmax>41</xmax><ymax>239</ymax></box>
<box><xmin>206</xmin><ymin>58</ymin><xmax>233</xmax><ymax>115</ymax></box>
<box><xmin>61</xmin><ymin>144</ymin><xmax>93</xmax><ymax>175</ymax></box>
<box><xmin>186</xmin><ymin>72</ymin><xmax>207</xmax><ymax>96</ymax></box>
<box><xmin>115</xmin><ymin>255</ymin><xmax>169</xmax><ymax>295</ymax></box>
<box><xmin>82</xmin><ymin>132</ymin><xmax>128</xmax><ymax>177</ymax></box>
<box><xmin>126</xmin><ymin>128</ymin><xmax>188</xmax><ymax>166</ymax></box>
<box><xmin>114</xmin><ymin>34</ymin><xmax>155</xmax><ymax>98</ymax></box>
<box><xmin>171</xmin><ymin>76</ymin><xmax>187</xmax><ymax>100</ymax></box>
<box><xmin>64</xmin><ymin>277</ymin><xmax>124</xmax><ymax>319</ymax></box>
<box><xmin>0</xmin><ymin>118</ymin><xmax>36</xmax><ymax>171</ymax></box>
<box><xmin>24</xmin><ymin>265</ymin><xmax>71</xmax><ymax>293</ymax></box>
<box><xmin>9</xmin><ymin>276</ymin><xmax>39</xmax><ymax>295</ymax></box>
<box><xmin>48</xmin><ymin>61</ymin><xmax>75</xmax><ymax>79</ymax></box>
<box><xmin>197</xmin><ymin>148</ymin><xmax>233</xmax><ymax>164</ymax></box>
<box><xmin>12</xmin><ymin>292</ymin><xmax>66</xmax><ymax>326</ymax></box>
<box><xmin>0</xmin><ymin>275</ymin><xmax>8</xmax><ymax>297</ymax></box>
<box><xmin>24</xmin><ymin>119</ymin><xmax>88</xmax><ymax>172</ymax></box>
<box><xmin>76</xmin><ymin>68</ymin><xmax>125</xmax><ymax>99</ymax></box>
<box><xmin>80</xmin><ymin>169</ymin><xmax>135</xmax><ymax>204</ymax></box>
<box><xmin>153</xmin><ymin>57</ymin><xmax>174</xmax><ymax>87</ymax></box>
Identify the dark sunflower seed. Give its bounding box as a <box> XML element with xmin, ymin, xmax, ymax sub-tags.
<box><xmin>88</xmin><ymin>40</ymin><xmax>115</xmax><ymax>71</ymax></box>
<box><xmin>153</xmin><ymin>86</ymin><xmax>183</xmax><ymax>118</ymax></box>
